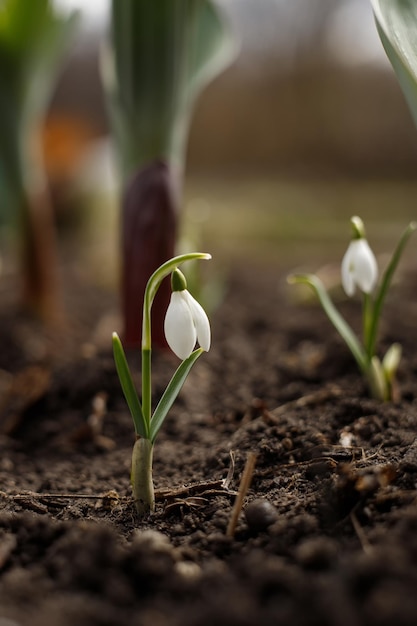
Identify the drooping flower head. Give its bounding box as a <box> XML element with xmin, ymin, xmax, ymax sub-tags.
<box><xmin>164</xmin><ymin>269</ymin><xmax>211</xmax><ymax>360</ymax></box>
<box><xmin>341</xmin><ymin>216</ymin><xmax>378</xmax><ymax>297</ymax></box>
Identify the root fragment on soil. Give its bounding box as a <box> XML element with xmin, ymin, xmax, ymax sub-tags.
<box><xmin>350</xmin><ymin>510</ymin><xmax>373</xmax><ymax>554</ymax></box>
<box><xmin>0</xmin><ymin>490</ymin><xmax>123</xmax><ymax>514</ymax></box>
<box><xmin>227</xmin><ymin>452</ymin><xmax>257</xmax><ymax>538</ymax></box>
<box><xmin>155</xmin><ymin>478</ymin><xmax>236</xmax><ymax>501</ymax></box>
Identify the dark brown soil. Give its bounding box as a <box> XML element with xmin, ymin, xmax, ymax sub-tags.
<box><xmin>0</xmin><ymin>261</ymin><xmax>417</xmax><ymax>626</ymax></box>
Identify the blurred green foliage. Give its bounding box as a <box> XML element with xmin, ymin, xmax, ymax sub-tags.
<box><xmin>0</xmin><ymin>0</ymin><xmax>78</xmax><ymax>219</ymax></box>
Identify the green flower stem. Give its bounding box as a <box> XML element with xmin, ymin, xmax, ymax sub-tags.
<box><xmin>141</xmin><ymin>348</ymin><xmax>152</xmax><ymax>425</ymax></box>
<box><xmin>131</xmin><ymin>437</ymin><xmax>155</xmax><ymax>516</ymax></box>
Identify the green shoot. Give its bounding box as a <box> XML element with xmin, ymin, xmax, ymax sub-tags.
<box><xmin>113</xmin><ymin>252</ymin><xmax>211</xmax><ymax>516</ymax></box>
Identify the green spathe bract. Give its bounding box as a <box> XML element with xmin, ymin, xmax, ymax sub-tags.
<box><xmin>113</xmin><ymin>252</ymin><xmax>211</xmax><ymax>516</ymax></box>
<box><xmin>288</xmin><ymin>219</ymin><xmax>416</xmax><ymax>401</ymax></box>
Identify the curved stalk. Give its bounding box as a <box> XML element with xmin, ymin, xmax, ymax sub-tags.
<box><xmin>363</xmin><ymin>292</ymin><xmax>373</xmax><ymax>361</ymax></box>
<box><xmin>141</xmin><ymin>252</ymin><xmax>211</xmax><ymax>349</ymax></box>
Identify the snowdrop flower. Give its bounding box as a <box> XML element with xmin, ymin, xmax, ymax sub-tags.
<box><xmin>341</xmin><ymin>216</ymin><xmax>378</xmax><ymax>296</ymax></box>
<box><xmin>164</xmin><ymin>269</ymin><xmax>211</xmax><ymax>360</ymax></box>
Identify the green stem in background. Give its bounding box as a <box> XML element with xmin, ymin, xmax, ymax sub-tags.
<box><xmin>288</xmin><ymin>274</ymin><xmax>368</xmax><ymax>374</ymax></box>
<box><xmin>363</xmin><ymin>292</ymin><xmax>373</xmax><ymax>362</ymax></box>
<box><xmin>366</xmin><ymin>221</ymin><xmax>416</xmax><ymax>359</ymax></box>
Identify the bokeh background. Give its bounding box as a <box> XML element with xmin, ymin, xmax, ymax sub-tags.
<box><xmin>20</xmin><ymin>0</ymin><xmax>417</xmax><ymax>285</ymax></box>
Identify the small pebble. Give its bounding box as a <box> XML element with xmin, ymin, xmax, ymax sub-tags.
<box><xmin>295</xmin><ymin>537</ymin><xmax>339</xmax><ymax>569</ymax></box>
<box><xmin>244</xmin><ymin>498</ymin><xmax>279</xmax><ymax>532</ymax></box>
<box><xmin>132</xmin><ymin>529</ymin><xmax>173</xmax><ymax>553</ymax></box>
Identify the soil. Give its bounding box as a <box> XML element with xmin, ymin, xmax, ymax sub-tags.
<box><xmin>0</xmin><ymin>260</ymin><xmax>417</xmax><ymax>626</ymax></box>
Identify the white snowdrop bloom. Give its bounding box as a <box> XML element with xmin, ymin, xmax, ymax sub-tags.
<box><xmin>341</xmin><ymin>238</ymin><xmax>378</xmax><ymax>296</ymax></box>
<box><xmin>164</xmin><ymin>288</ymin><xmax>211</xmax><ymax>360</ymax></box>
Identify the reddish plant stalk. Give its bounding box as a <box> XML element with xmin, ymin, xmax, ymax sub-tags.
<box><xmin>122</xmin><ymin>160</ymin><xmax>179</xmax><ymax>348</ymax></box>
<box><xmin>19</xmin><ymin>181</ymin><xmax>62</xmax><ymax>324</ymax></box>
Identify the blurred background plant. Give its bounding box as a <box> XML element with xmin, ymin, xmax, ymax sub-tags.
<box><xmin>1</xmin><ymin>0</ymin><xmax>416</xmax><ymax>335</ymax></box>
<box><xmin>101</xmin><ymin>0</ymin><xmax>236</xmax><ymax>348</ymax></box>
<box><xmin>0</xmin><ymin>0</ymin><xmax>77</xmax><ymax>323</ymax></box>
<box><xmin>371</xmin><ymin>1</ymin><xmax>417</xmax><ymax>129</ymax></box>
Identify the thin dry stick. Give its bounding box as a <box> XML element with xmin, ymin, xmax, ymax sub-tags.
<box><xmin>350</xmin><ymin>511</ymin><xmax>373</xmax><ymax>554</ymax></box>
<box><xmin>0</xmin><ymin>490</ymin><xmax>122</xmax><ymax>501</ymax></box>
<box><xmin>226</xmin><ymin>452</ymin><xmax>257</xmax><ymax>538</ymax></box>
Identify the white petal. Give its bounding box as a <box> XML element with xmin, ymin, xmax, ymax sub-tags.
<box><xmin>353</xmin><ymin>239</ymin><xmax>378</xmax><ymax>293</ymax></box>
<box><xmin>341</xmin><ymin>242</ymin><xmax>356</xmax><ymax>296</ymax></box>
<box><xmin>183</xmin><ymin>291</ymin><xmax>211</xmax><ymax>352</ymax></box>
<box><xmin>164</xmin><ymin>292</ymin><xmax>196</xmax><ymax>360</ymax></box>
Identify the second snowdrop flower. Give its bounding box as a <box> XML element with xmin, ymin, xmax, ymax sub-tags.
<box><xmin>165</xmin><ymin>269</ymin><xmax>211</xmax><ymax>360</ymax></box>
<box><xmin>289</xmin><ymin>217</ymin><xmax>416</xmax><ymax>401</ymax></box>
<box><xmin>341</xmin><ymin>216</ymin><xmax>378</xmax><ymax>296</ymax></box>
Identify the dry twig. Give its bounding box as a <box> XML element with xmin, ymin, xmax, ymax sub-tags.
<box><xmin>226</xmin><ymin>452</ymin><xmax>257</xmax><ymax>538</ymax></box>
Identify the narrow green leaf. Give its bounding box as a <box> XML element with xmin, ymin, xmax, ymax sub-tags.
<box><xmin>112</xmin><ymin>332</ymin><xmax>148</xmax><ymax>439</ymax></box>
<box><xmin>371</xmin><ymin>0</ymin><xmax>417</xmax><ymax>127</ymax></box>
<box><xmin>366</xmin><ymin>221</ymin><xmax>416</xmax><ymax>357</ymax></box>
<box><xmin>150</xmin><ymin>348</ymin><xmax>203</xmax><ymax>443</ymax></box>
<box><xmin>288</xmin><ymin>274</ymin><xmax>367</xmax><ymax>373</ymax></box>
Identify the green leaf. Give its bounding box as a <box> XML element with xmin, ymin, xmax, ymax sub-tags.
<box><xmin>366</xmin><ymin>221</ymin><xmax>416</xmax><ymax>357</ymax></box>
<box><xmin>150</xmin><ymin>348</ymin><xmax>203</xmax><ymax>443</ymax></box>
<box><xmin>288</xmin><ymin>274</ymin><xmax>367</xmax><ymax>373</ymax></box>
<box><xmin>104</xmin><ymin>0</ymin><xmax>237</xmax><ymax>175</ymax></box>
<box><xmin>112</xmin><ymin>332</ymin><xmax>148</xmax><ymax>439</ymax></box>
<box><xmin>371</xmin><ymin>0</ymin><xmax>417</xmax><ymax>127</ymax></box>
